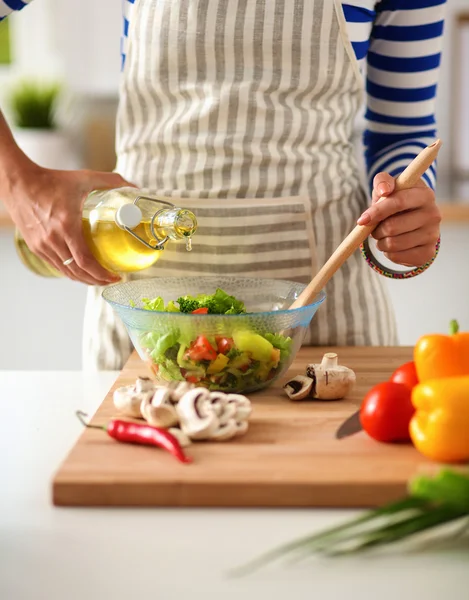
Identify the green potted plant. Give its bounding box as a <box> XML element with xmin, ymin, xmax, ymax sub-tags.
<box><xmin>7</xmin><ymin>79</ymin><xmax>80</xmax><ymax>170</ymax></box>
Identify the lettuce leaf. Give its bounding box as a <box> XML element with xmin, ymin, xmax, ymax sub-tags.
<box><xmin>142</xmin><ymin>296</ymin><xmax>165</xmax><ymax>311</ymax></box>
<box><xmin>264</xmin><ymin>333</ymin><xmax>293</xmax><ymax>361</ymax></box>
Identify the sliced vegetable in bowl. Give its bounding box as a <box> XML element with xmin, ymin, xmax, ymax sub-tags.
<box><xmin>103</xmin><ymin>276</ymin><xmax>326</xmax><ymax>394</ymax></box>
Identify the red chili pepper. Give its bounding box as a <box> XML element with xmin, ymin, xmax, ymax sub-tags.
<box><xmin>76</xmin><ymin>411</ymin><xmax>192</xmax><ymax>464</ymax></box>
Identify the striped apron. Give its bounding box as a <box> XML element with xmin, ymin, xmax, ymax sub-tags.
<box><xmin>82</xmin><ymin>0</ymin><xmax>398</xmax><ymax>371</ymax></box>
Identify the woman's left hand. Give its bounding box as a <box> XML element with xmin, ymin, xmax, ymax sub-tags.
<box><xmin>357</xmin><ymin>172</ymin><xmax>441</xmax><ymax>267</ymax></box>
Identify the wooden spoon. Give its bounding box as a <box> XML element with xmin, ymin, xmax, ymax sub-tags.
<box><xmin>289</xmin><ymin>139</ymin><xmax>442</xmax><ymax>311</ymax></box>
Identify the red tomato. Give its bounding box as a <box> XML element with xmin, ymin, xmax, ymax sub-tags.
<box><xmin>390</xmin><ymin>361</ymin><xmax>419</xmax><ymax>390</ymax></box>
<box><xmin>192</xmin><ymin>307</ymin><xmax>209</xmax><ymax>314</ymax></box>
<box><xmin>360</xmin><ymin>382</ymin><xmax>415</xmax><ymax>443</ymax></box>
<box><xmin>215</xmin><ymin>336</ymin><xmax>234</xmax><ymax>355</ymax></box>
<box><xmin>187</xmin><ymin>336</ymin><xmax>218</xmax><ymax>362</ymax></box>
<box><xmin>180</xmin><ymin>369</ymin><xmax>201</xmax><ymax>383</ymax></box>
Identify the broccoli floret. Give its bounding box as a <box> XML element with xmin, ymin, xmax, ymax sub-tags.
<box><xmin>177</xmin><ymin>296</ymin><xmax>203</xmax><ymax>313</ymax></box>
<box><xmin>176</xmin><ymin>289</ymin><xmax>246</xmax><ymax>314</ymax></box>
<box><xmin>177</xmin><ymin>295</ymin><xmax>217</xmax><ymax>314</ymax></box>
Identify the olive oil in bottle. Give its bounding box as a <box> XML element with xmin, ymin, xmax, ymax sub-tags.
<box><xmin>15</xmin><ymin>187</ymin><xmax>198</xmax><ymax>278</ymax></box>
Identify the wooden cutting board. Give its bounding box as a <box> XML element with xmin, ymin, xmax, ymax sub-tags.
<box><xmin>52</xmin><ymin>347</ymin><xmax>439</xmax><ymax>508</ymax></box>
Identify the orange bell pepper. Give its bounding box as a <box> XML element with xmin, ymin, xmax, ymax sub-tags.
<box><xmin>414</xmin><ymin>320</ymin><xmax>469</xmax><ymax>382</ymax></box>
<box><xmin>410</xmin><ymin>376</ymin><xmax>469</xmax><ymax>463</ymax></box>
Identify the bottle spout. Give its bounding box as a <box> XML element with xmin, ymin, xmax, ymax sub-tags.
<box><xmin>174</xmin><ymin>209</ymin><xmax>198</xmax><ymax>240</ymax></box>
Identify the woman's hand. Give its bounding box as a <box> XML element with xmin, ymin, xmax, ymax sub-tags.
<box><xmin>4</xmin><ymin>161</ymin><xmax>135</xmax><ymax>285</ymax></box>
<box><xmin>357</xmin><ymin>172</ymin><xmax>441</xmax><ymax>267</ymax></box>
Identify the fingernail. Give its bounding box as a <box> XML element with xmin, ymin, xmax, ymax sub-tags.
<box><xmin>357</xmin><ymin>212</ymin><xmax>371</xmax><ymax>225</ymax></box>
<box><xmin>378</xmin><ymin>183</ymin><xmax>391</xmax><ymax>196</ymax></box>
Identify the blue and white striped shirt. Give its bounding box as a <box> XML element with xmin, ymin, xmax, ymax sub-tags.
<box><xmin>1</xmin><ymin>0</ymin><xmax>446</xmax><ymax>192</ymax></box>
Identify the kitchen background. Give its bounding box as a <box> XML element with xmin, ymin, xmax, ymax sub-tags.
<box><xmin>1</xmin><ymin>0</ymin><xmax>468</xmax><ymax>370</ymax></box>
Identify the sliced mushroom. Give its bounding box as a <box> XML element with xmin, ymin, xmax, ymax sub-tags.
<box><xmin>141</xmin><ymin>387</ymin><xmax>179</xmax><ymax>428</ymax></box>
<box><xmin>168</xmin><ymin>427</ymin><xmax>192</xmax><ymax>448</ymax></box>
<box><xmin>234</xmin><ymin>421</ymin><xmax>249</xmax><ymax>437</ymax></box>
<box><xmin>211</xmin><ymin>419</ymin><xmax>239</xmax><ymax>441</ymax></box>
<box><xmin>212</xmin><ymin>393</ymin><xmax>251</xmax><ymax>440</ymax></box>
<box><xmin>283</xmin><ymin>375</ymin><xmax>313</xmax><ymax>401</ymax></box>
<box><xmin>306</xmin><ymin>353</ymin><xmax>356</xmax><ymax>400</ymax></box>
<box><xmin>113</xmin><ymin>385</ymin><xmax>152</xmax><ymax>418</ymax></box>
<box><xmin>177</xmin><ymin>389</ymin><xmax>220</xmax><ymax>440</ymax></box>
<box><xmin>143</xmin><ymin>404</ymin><xmax>179</xmax><ymax>428</ymax></box>
<box><xmin>168</xmin><ymin>381</ymin><xmax>196</xmax><ymax>403</ymax></box>
<box><xmin>218</xmin><ymin>401</ymin><xmax>238</xmax><ymax>426</ymax></box>
<box><xmin>208</xmin><ymin>392</ymin><xmax>227</xmax><ymax>418</ymax></box>
<box><xmin>226</xmin><ymin>394</ymin><xmax>252</xmax><ymax>421</ymax></box>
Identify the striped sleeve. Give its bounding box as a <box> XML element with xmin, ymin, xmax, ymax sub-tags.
<box><xmin>363</xmin><ymin>0</ymin><xmax>447</xmax><ymax>192</ymax></box>
<box><xmin>121</xmin><ymin>0</ymin><xmax>136</xmax><ymax>70</ymax></box>
<box><xmin>0</xmin><ymin>0</ymin><xmax>34</xmax><ymax>22</ymax></box>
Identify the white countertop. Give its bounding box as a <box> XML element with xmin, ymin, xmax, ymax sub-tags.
<box><xmin>1</xmin><ymin>371</ymin><xmax>468</xmax><ymax>600</ymax></box>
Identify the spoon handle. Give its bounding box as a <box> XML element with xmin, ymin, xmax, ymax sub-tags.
<box><xmin>289</xmin><ymin>139</ymin><xmax>442</xmax><ymax>311</ymax></box>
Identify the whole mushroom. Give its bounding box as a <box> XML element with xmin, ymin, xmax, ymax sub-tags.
<box><xmin>283</xmin><ymin>353</ymin><xmax>355</xmax><ymax>401</ymax></box>
<box><xmin>113</xmin><ymin>384</ymin><xmax>154</xmax><ymax>418</ymax></box>
<box><xmin>306</xmin><ymin>353</ymin><xmax>356</xmax><ymax>400</ymax></box>
<box><xmin>135</xmin><ymin>376</ymin><xmax>156</xmax><ymax>394</ymax></box>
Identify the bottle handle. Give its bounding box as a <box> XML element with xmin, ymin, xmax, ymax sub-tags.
<box><xmin>117</xmin><ymin>194</ymin><xmax>175</xmax><ymax>251</ymax></box>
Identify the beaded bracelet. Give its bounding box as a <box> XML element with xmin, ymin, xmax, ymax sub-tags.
<box><xmin>360</xmin><ymin>236</ymin><xmax>441</xmax><ymax>280</ymax></box>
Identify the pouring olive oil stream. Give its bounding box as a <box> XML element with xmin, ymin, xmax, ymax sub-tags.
<box><xmin>14</xmin><ymin>187</ymin><xmax>198</xmax><ymax>277</ymax></box>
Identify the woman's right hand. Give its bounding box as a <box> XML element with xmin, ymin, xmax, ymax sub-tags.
<box><xmin>5</xmin><ymin>161</ymin><xmax>135</xmax><ymax>286</ymax></box>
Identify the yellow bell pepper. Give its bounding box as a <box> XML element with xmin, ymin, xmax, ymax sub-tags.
<box><xmin>414</xmin><ymin>320</ymin><xmax>469</xmax><ymax>382</ymax></box>
<box><xmin>410</xmin><ymin>376</ymin><xmax>469</xmax><ymax>463</ymax></box>
<box><xmin>206</xmin><ymin>353</ymin><xmax>230</xmax><ymax>374</ymax></box>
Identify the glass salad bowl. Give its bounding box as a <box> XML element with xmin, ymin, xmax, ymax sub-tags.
<box><xmin>103</xmin><ymin>276</ymin><xmax>326</xmax><ymax>394</ymax></box>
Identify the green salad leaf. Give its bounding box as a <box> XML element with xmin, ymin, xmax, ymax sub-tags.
<box><xmin>158</xmin><ymin>360</ymin><xmax>186</xmax><ymax>381</ymax></box>
<box><xmin>264</xmin><ymin>333</ymin><xmax>293</xmax><ymax>361</ymax></box>
<box><xmin>142</xmin><ymin>297</ymin><xmax>166</xmax><ymax>311</ymax></box>
<box><xmin>148</xmin><ymin>331</ymin><xmax>179</xmax><ymax>359</ymax></box>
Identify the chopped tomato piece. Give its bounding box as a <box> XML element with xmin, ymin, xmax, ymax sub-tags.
<box><xmin>180</xmin><ymin>368</ymin><xmax>201</xmax><ymax>384</ymax></box>
<box><xmin>215</xmin><ymin>336</ymin><xmax>234</xmax><ymax>355</ymax></box>
<box><xmin>187</xmin><ymin>335</ymin><xmax>218</xmax><ymax>362</ymax></box>
<box><xmin>192</xmin><ymin>307</ymin><xmax>209</xmax><ymax>314</ymax></box>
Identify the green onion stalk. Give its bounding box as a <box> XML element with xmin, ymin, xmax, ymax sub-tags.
<box><xmin>230</xmin><ymin>469</ymin><xmax>469</xmax><ymax>577</ymax></box>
